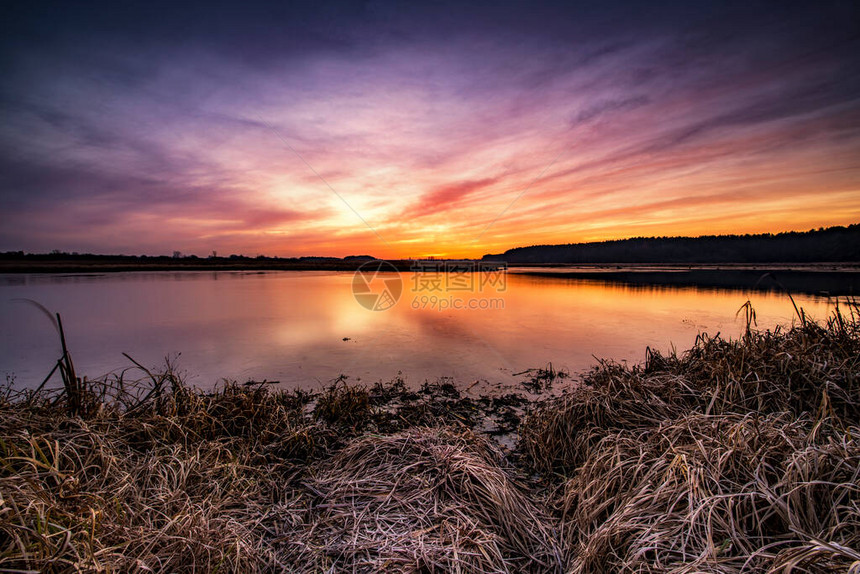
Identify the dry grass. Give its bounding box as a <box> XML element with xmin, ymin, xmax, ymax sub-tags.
<box><xmin>519</xmin><ymin>301</ymin><xmax>860</xmax><ymax>573</ymax></box>
<box><xmin>520</xmin><ymin>302</ymin><xmax>860</xmax><ymax>474</ymax></box>
<box><xmin>0</xmin><ymin>382</ymin><xmax>315</xmax><ymax>572</ymax></box>
<box><xmin>562</xmin><ymin>413</ymin><xmax>860</xmax><ymax>573</ymax></box>
<box><xmin>289</xmin><ymin>428</ymin><xmax>563</xmax><ymax>572</ymax></box>
<box><xmin>1</xmin><ymin>301</ymin><xmax>859</xmax><ymax>572</ymax></box>
<box><xmin>0</xmin><ymin>369</ymin><xmax>550</xmax><ymax>571</ymax></box>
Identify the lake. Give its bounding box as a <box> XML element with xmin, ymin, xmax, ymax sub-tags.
<box><xmin>0</xmin><ymin>270</ymin><xmax>836</xmax><ymax>393</ymax></box>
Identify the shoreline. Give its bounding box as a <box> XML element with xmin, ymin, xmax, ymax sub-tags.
<box><xmin>1</xmin><ymin>255</ymin><xmax>858</xmax><ymax>274</ymax></box>
<box><xmin>0</xmin><ymin>259</ymin><xmax>417</xmax><ymax>274</ymax></box>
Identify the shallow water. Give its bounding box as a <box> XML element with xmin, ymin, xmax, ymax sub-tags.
<box><xmin>0</xmin><ymin>270</ymin><xmax>835</xmax><ymax>392</ymax></box>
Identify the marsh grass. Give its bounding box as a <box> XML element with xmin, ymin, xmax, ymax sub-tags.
<box><xmin>1</xmin><ymin>301</ymin><xmax>859</xmax><ymax>572</ymax></box>
<box><xmin>292</xmin><ymin>428</ymin><xmax>563</xmax><ymax>572</ymax></box>
<box><xmin>521</xmin><ymin>300</ymin><xmax>860</xmax><ymax>573</ymax></box>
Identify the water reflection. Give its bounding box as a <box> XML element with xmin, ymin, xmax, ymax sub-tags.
<box><xmin>0</xmin><ymin>271</ymin><xmax>835</xmax><ymax>392</ymax></box>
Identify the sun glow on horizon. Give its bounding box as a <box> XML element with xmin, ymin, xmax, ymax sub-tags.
<box><xmin>1</xmin><ymin>2</ymin><xmax>858</xmax><ymax>257</ymax></box>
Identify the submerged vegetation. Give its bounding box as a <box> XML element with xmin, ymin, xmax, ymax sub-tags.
<box><xmin>1</xmin><ymin>302</ymin><xmax>859</xmax><ymax>572</ymax></box>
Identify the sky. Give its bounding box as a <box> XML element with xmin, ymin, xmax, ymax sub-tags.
<box><xmin>1</xmin><ymin>0</ymin><xmax>859</xmax><ymax>258</ymax></box>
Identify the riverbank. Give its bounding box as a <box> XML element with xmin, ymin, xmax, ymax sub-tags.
<box><xmin>1</xmin><ymin>304</ymin><xmax>858</xmax><ymax>572</ymax></box>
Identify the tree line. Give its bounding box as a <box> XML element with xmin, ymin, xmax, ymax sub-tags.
<box><xmin>482</xmin><ymin>225</ymin><xmax>860</xmax><ymax>264</ymax></box>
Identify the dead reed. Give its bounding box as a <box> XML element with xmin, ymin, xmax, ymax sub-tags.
<box><xmin>289</xmin><ymin>428</ymin><xmax>563</xmax><ymax>572</ymax></box>
<box><xmin>520</xmin><ymin>300</ymin><xmax>860</xmax><ymax>573</ymax></box>
<box><xmin>520</xmin><ymin>302</ymin><xmax>860</xmax><ymax>474</ymax></box>
<box><xmin>562</xmin><ymin>412</ymin><xmax>860</xmax><ymax>572</ymax></box>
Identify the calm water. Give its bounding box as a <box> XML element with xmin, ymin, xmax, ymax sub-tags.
<box><xmin>0</xmin><ymin>271</ymin><xmax>835</xmax><ymax>393</ymax></box>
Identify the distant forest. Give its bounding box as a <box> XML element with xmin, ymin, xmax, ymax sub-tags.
<box><xmin>0</xmin><ymin>252</ymin><xmax>386</xmax><ymax>273</ymax></box>
<box><xmin>482</xmin><ymin>225</ymin><xmax>860</xmax><ymax>264</ymax></box>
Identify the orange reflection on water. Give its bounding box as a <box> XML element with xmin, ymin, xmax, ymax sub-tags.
<box><xmin>0</xmin><ymin>271</ymin><xmax>836</xmax><ymax>392</ymax></box>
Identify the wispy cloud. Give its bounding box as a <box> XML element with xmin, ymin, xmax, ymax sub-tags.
<box><xmin>402</xmin><ymin>177</ymin><xmax>500</xmax><ymax>219</ymax></box>
<box><xmin>1</xmin><ymin>0</ymin><xmax>858</xmax><ymax>256</ymax></box>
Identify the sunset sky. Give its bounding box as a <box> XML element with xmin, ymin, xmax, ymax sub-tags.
<box><xmin>1</xmin><ymin>1</ymin><xmax>859</xmax><ymax>258</ymax></box>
